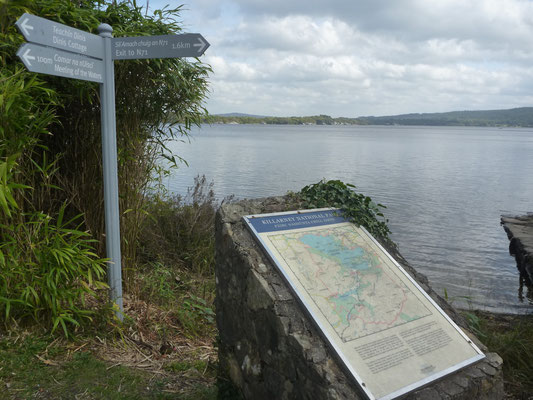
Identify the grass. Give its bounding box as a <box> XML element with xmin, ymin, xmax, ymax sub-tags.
<box><xmin>0</xmin><ymin>176</ymin><xmax>223</xmax><ymax>399</ymax></box>
<box><xmin>464</xmin><ymin>311</ymin><xmax>533</xmax><ymax>399</ymax></box>
<box><xmin>0</xmin><ymin>334</ymin><xmax>217</xmax><ymax>399</ymax></box>
<box><xmin>0</xmin><ymin>266</ymin><xmax>219</xmax><ymax>399</ymax></box>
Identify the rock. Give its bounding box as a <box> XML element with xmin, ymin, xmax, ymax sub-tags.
<box><xmin>501</xmin><ymin>214</ymin><xmax>533</xmax><ymax>285</ymax></box>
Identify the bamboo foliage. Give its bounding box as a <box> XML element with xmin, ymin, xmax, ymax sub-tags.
<box><xmin>0</xmin><ymin>0</ymin><xmax>211</xmax><ymax>334</ymax></box>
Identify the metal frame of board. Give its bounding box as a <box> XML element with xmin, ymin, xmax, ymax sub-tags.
<box><xmin>243</xmin><ymin>208</ymin><xmax>484</xmax><ymax>400</ymax></box>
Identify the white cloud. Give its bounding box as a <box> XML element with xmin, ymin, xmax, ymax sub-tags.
<box><xmin>147</xmin><ymin>0</ymin><xmax>533</xmax><ymax>116</ymax></box>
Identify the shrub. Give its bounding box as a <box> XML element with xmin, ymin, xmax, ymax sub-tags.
<box><xmin>0</xmin><ymin>0</ymin><xmax>211</xmax><ymax>333</ymax></box>
<box><xmin>141</xmin><ymin>176</ymin><xmax>218</xmax><ymax>275</ymax></box>
<box><xmin>298</xmin><ymin>179</ymin><xmax>392</xmax><ymax>244</ymax></box>
<box><xmin>0</xmin><ymin>14</ymin><xmax>109</xmax><ymax>335</ymax></box>
<box><xmin>0</xmin><ymin>177</ymin><xmax>108</xmax><ymax>336</ymax></box>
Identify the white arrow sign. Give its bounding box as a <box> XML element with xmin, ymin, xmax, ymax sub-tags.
<box><xmin>15</xmin><ymin>13</ymin><xmax>104</xmax><ymax>59</ymax></box>
<box><xmin>17</xmin><ymin>43</ymin><xmax>104</xmax><ymax>83</ymax></box>
<box><xmin>20</xmin><ymin>47</ymin><xmax>35</xmax><ymax>66</ymax></box>
<box><xmin>193</xmin><ymin>37</ymin><xmax>207</xmax><ymax>53</ymax></box>
<box><xmin>18</xmin><ymin>16</ymin><xmax>34</xmax><ymax>37</ymax></box>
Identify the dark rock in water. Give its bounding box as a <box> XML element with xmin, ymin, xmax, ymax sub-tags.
<box><xmin>501</xmin><ymin>214</ymin><xmax>533</xmax><ymax>286</ymax></box>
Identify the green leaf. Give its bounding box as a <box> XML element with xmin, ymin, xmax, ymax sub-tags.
<box><xmin>298</xmin><ymin>179</ymin><xmax>392</xmax><ymax>245</ymax></box>
<box><xmin>5</xmin><ymin>301</ymin><xmax>11</xmax><ymax>320</ymax></box>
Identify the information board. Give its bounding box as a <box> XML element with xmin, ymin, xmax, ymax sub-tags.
<box><xmin>243</xmin><ymin>209</ymin><xmax>484</xmax><ymax>400</ymax></box>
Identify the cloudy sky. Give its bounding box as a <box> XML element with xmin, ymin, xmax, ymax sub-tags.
<box><xmin>143</xmin><ymin>0</ymin><xmax>533</xmax><ymax>117</ymax></box>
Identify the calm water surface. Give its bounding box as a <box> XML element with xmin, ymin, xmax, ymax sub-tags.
<box><xmin>166</xmin><ymin>124</ymin><xmax>533</xmax><ymax>314</ymax></box>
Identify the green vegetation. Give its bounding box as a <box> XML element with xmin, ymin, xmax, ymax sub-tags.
<box><xmin>136</xmin><ymin>176</ymin><xmax>219</xmax><ymax>339</ymax></box>
<box><xmin>1</xmin><ymin>3</ymin><xmax>110</xmax><ymax>334</ymax></box>
<box><xmin>1</xmin><ymin>1</ymin><xmax>218</xmax><ymax>397</ymax></box>
<box><xmin>298</xmin><ymin>179</ymin><xmax>392</xmax><ymax>246</ymax></box>
<box><xmin>0</xmin><ymin>335</ymin><xmax>217</xmax><ymax>399</ymax></box>
<box><xmin>465</xmin><ymin>311</ymin><xmax>533</xmax><ymax>399</ymax></box>
<box><xmin>207</xmin><ymin>107</ymin><xmax>533</xmax><ymax>127</ymax></box>
<box><xmin>207</xmin><ymin>114</ymin><xmax>354</xmax><ymax>125</ymax></box>
<box><xmin>359</xmin><ymin>107</ymin><xmax>533</xmax><ymax>127</ymax></box>
<box><xmin>1</xmin><ymin>0</ymin><xmax>532</xmax><ymax>397</ymax></box>
<box><xmin>1</xmin><ymin>0</ymin><xmax>210</xmax><ymax>335</ymax></box>
<box><xmin>0</xmin><ymin>177</ymin><xmax>222</xmax><ymax>399</ymax></box>
<box><xmin>0</xmin><ymin>202</ymin><xmax>109</xmax><ymax>337</ymax></box>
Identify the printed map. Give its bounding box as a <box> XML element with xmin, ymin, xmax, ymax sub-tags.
<box><xmin>268</xmin><ymin>225</ymin><xmax>432</xmax><ymax>342</ymax></box>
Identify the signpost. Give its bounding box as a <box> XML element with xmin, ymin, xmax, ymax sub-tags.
<box><xmin>16</xmin><ymin>13</ymin><xmax>104</xmax><ymax>59</ymax></box>
<box><xmin>17</xmin><ymin>43</ymin><xmax>104</xmax><ymax>83</ymax></box>
<box><xmin>112</xmin><ymin>33</ymin><xmax>209</xmax><ymax>59</ymax></box>
<box><xmin>16</xmin><ymin>13</ymin><xmax>210</xmax><ymax>320</ymax></box>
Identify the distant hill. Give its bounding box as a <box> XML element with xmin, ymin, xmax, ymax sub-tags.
<box><xmin>207</xmin><ymin>107</ymin><xmax>533</xmax><ymax>127</ymax></box>
<box><xmin>358</xmin><ymin>107</ymin><xmax>533</xmax><ymax>127</ymax></box>
<box><xmin>207</xmin><ymin>114</ymin><xmax>338</xmax><ymax>125</ymax></box>
<box><xmin>216</xmin><ymin>112</ymin><xmax>270</xmax><ymax>119</ymax></box>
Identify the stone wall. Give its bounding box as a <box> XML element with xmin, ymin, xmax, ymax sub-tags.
<box><xmin>216</xmin><ymin>196</ymin><xmax>504</xmax><ymax>399</ymax></box>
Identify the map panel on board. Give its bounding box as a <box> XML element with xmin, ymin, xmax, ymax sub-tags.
<box><xmin>244</xmin><ymin>209</ymin><xmax>484</xmax><ymax>400</ymax></box>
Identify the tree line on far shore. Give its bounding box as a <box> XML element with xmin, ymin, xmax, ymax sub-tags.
<box><xmin>206</xmin><ymin>107</ymin><xmax>533</xmax><ymax>127</ymax></box>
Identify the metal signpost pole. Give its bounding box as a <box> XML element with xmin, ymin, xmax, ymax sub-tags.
<box><xmin>98</xmin><ymin>23</ymin><xmax>123</xmax><ymax>320</ymax></box>
<box><xmin>16</xmin><ymin>13</ymin><xmax>209</xmax><ymax>322</ymax></box>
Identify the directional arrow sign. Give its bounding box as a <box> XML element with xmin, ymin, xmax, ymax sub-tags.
<box><xmin>111</xmin><ymin>33</ymin><xmax>210</xmax><ymax>60</ymax></box>
<box><xmin>15</xmin><ymin>14</ymin><xmax>210</xmax><ymax>321</ymax></box>
<box><xmin>16</xmin><ymin>13</ymin><xmax>104</xmax><ymax>59</ymax></box>
<box><xmin>17</xmin><ymin>43</ymin><xmax>104</xmax><ymax>83</ymax></box>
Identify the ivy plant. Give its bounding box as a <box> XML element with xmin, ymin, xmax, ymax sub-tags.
<box><xmin>298</xmin><ymin>179</ymin><xmax>392</xmax><ymax>245</ymax></box>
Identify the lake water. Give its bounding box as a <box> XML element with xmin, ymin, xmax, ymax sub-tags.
<box><xmin>166</xmin><ymin>124</ymin><xmax>533</xmax><ymax>314</ymax></box>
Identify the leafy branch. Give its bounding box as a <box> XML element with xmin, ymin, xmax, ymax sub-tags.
<box><xmin>298</xmin><ymin>179</ymin><xmax>393</xmax><ymax>246</ymax></box>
